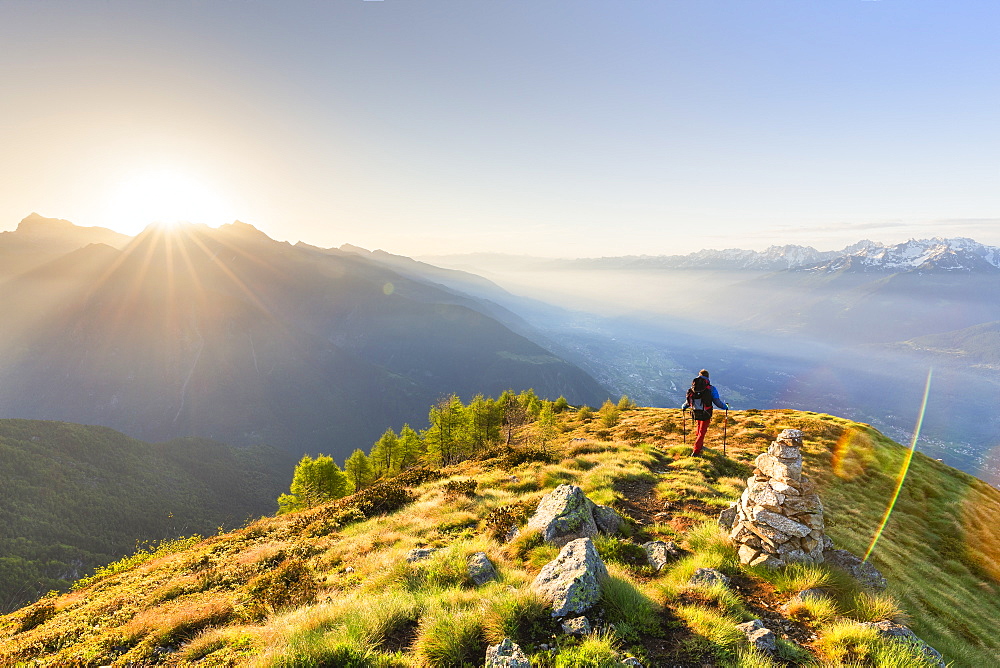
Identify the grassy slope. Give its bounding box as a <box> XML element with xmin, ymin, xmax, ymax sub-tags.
<box><xmin>1</xmin><ymin>408</ymin><xmax>998</xmax><ymax>666</ymax></box>
<box><xmin>0</xmin><ymin>419</ymin><xmax>285</xmax><ymax>613</ymax></box>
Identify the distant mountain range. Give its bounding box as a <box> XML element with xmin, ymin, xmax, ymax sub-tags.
<box><xmin>0</xmin><ymin>215</ymin><xmax>609</xmax><ymax>461</ymax></box>
<box><xmin>437</xmin><ymin>237</ymin><xmax>1000</xmax><ymax>273</ymax></box>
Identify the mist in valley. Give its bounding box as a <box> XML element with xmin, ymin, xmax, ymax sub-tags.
<box><xmin>423</xmin><ymin>256</ymin><xmax>1000</xmax><ymax>487</ymax></box>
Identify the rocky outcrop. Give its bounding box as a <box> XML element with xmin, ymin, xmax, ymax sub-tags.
<box><xmin>823</xmin><ymin>548</ymin><xmax>888</xmax><ymax>592</ymax></box>
<box><xmin>860</xmin><ymin>621</ymin><xmax>945</xmax><ymax>667</ymax></box>
<box><xmin>526</xmin><ymin>484</ymin><xmax>623</xmax><ymax>546</ymax></box>
<box><xmin>532</xmin><ymin>537</ymin><xmax>609</xmax><ymax>618</ymax></box>
<box><xmin>485</xmin><ymin>637</ymin><xmax>531</xmax><ymax>668</ymax></box>
<box><xmin>727</xmin><ymin>429</ymin><xmax>826</xmax><ymax>567</ymax></box>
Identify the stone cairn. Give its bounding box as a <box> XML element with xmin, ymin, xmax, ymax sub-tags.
<box><xmin>724</xmin><ymin>429</ymin><xmax>826</xmax><ymax>567</ymax></box>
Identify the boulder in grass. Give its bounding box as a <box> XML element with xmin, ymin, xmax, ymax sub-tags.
<box><xmin>485</xmin><ymin>638</ymin><xmax>530</xmax><ymax>668</ymax></box>
<box><xmin>406</xmin><ymin>548</ymin><xmax>437</xmax><ymax>562</ymax></box>
<box><xmin>532</xmin><ymin>537</ymin><xmax>609</xmax><ymax>618</ymax></box>
<box><xmin>592</xmin><ymin>504</ymin><xmax>624</xmax><ymax>535</ymax></box>
<box><xmin>561</xmin><ymin>616</ymin><xmax>591</xmax><ymax>636</ymax></box>
<box><xmin>860</xmin><ymin>621</ymin><xmax>945</xmax><ymax>667</ymax></box>
<box><xmin>823</xmin><ymin>549</ymin><xmax>888</xmax><ymax>592</ymax></box>
<box><xmin>526</xmin><ymin>485</ymin><xmax>599</xmax><ymax>546</ymax></box>
<box><xmin>642</xmin><ymin>540</ymin><xmax>682</xmax><ymax>571</ymax></box>
<box><xmin>689</xmin><ymin>567</ymin><xmax>730</xmax><ymax>588</ymax></box>
<box><xmin>467</xmin><ymin>552</ymin><xmax>499</xmax><ymax>586</ymax></box>
<box><xmin>737</xmin><ymin>619</ymin><xmax>777</xmax><ymax>654</ymax></box>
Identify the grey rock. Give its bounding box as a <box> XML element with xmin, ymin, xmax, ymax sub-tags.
<box><xmin>776</xmin><ymin>428</ymin><xmax>804</xmax><ymax>445</ymax></box>
<box><xmin>642</xmin><ymin>540</ymin><xmax>682</xmax><ymax>571</ymax></box>
<box><xmin>770</xmin><ymin>480</ymin><xmax>799</xmax><ymax>496</ymax></box>
<box><xmin>406</xmin><ymin>548</ymin><xmax>437</xmax><ymax>562</ymax></box>
<box><xmin>467</xmin><ymin>551</ymin><xmax>499</xmax><ymax>586</ymax></box>
<box><xmin>747</xmin><ymin>483</ymin><xmax>784</xmax><ymax>511</ymax></box>
<box><xmin>768</xmin><ymin>441</ymin><xmax>802</xmax><ymax>460</ymax></box>
<box><xmin>860</xmin><ymin>621</ymin><xmax>945</xmax><ymax>667</ymax></box>
<box><xmin>718</xmin><ymin>502</ymin><xmax>738</xmax><ymax>531</ymax></box>
<box><xmin>755</xmin><ymin>453</ymin><xmax>802</xmax><ymax>482</ymax></box>
<box><xmin>689</xmin><ymin>567</ymin><xmax>730</xmax><ymax>588</ymax></box>
<box><xmin>751</xmin><ymin>507</ymin><xmax>812</xmax><ymax>537</ymax></box>
<box><xmin>593</xmin><ymin>504</ymin><xmax>624</xmax><ymax>536</ymax></box>
<box><xmin>527</xmin><ymin>484</ymin><xmax>599</xmax><ymax>546</ymax></box>
<box><xmin>737</xmin><ymin>619</ymin><xmax>777</xmax><ymax>654</ymax></box>
<box><xmin>485</xmin><ymin>637</ymin><xmax>531</xmax><ymax>668</ymax></box>
<box><xmin>621</xmin><ymin>658</ymin><xmax>644</xmax><ymax>667</ymax></box>
<box><xmin>823</xmin><ymin>549</ymin><xmax>888</xmax><ymax>591</ymax></box>
<box><xmin>532</xmin><ymin>537</ymin><xmax>609</xmax><ymax>618</ymax></box>
<box><xmin>561</xmin><ymin>615</ymin><xmax>591</xmax><ymax>635</ymax></box>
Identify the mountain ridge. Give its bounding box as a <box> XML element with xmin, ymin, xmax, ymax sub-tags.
<box><xmin>1</xmin><ymin>407</ymin><xmax>997</xmax><ymax>666</ymax></box>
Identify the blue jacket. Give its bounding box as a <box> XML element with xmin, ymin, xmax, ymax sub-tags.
<box><xmin>682</xmin><ymin>384</ymin><xmax>727</xmax><ymax>411</ymax></box>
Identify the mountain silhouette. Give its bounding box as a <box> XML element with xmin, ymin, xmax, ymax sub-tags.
<box><xmin>0</xmin><ymin>218</ymin><xmax>609</xmax><ymax>460</ymax></box>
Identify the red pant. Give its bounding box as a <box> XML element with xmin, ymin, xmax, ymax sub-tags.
<box><xmin>692</xmin><ymin>414</ymin><xmax>711</xmax><ymax>455</ymax></box>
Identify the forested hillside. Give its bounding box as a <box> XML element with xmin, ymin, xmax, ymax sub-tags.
<box><xmin>0</xmin><ymin>420</ymin><xmax>284</xmax><ymax>612</ymax></box>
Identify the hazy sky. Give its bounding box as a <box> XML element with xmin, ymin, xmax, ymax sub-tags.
<box><xmin>2</xmin><ymin>1</ymin><xmax>998</xmax><ymax>257</ymax></box>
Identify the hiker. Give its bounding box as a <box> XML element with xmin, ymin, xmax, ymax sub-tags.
<box><xmin>681</xmin><ymin>369</ymin><xmax>728</xmax><ymax>456</ymax></box>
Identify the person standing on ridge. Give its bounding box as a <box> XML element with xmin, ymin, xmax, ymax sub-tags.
<box><xmin>681</xmin><ymin>369</ymin><xmax>729</xmax><ymax>456</ymax></box>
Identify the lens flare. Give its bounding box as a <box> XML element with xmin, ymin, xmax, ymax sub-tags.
<box><xmin>863</xmin><ymin>368</ymin><xmax>933</xmax><ymax>562</ymax></box>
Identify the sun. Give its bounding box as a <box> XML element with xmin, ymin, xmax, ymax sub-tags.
<box><xmin>106</xmin><ymin>169</ymin><xmax>236</xmax><ymax>236</ymax></box>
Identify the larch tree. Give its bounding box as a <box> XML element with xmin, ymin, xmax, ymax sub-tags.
<box><xmin>344</xmin><ymin>448</ymin><xmax>375</xmax><ymax>492</ymax></box>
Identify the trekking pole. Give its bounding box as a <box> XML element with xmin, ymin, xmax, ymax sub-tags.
<box><xmin>681</xmin><ymin>407</ymin><xmax>687</xmax><ymax>444</ymax></box>
<box><xmin>723</xmin><ymin>404</ymin><xmax>729</xmax><ymax>456</ymax></box>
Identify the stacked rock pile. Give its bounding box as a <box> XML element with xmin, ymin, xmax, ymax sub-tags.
<box><xmin>724</xmin><ymin>429</ymin><xmax>826</xmax><ymax>567</ymax></box>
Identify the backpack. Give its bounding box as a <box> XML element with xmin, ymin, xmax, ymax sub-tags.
<box><xmin>686</xmin><ymin>376</ymin><xmax>713</xmax><ymax>421</ymax></box>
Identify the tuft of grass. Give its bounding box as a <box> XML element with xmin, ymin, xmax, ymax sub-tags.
<box><xmin>593</xmin><ymin>535</ymin><xmax>648</xmax><ymax>570</ymax></box>
<box><xmin>121</xmin><ymin>593</ymin><xmax>234</xmax><ymax>647</ymax></box>
<box><xmin>482</xmin><ymin>588</ymin><xmax>550</xmax><ymax>646</ymax></box>
<box><xmin>601</xmin><ymin>574</ymin><xmax>660</xmax><ymax>640</ymax></box>
<box><xmin>554</xmin><ymin>630</ymin><xmax>621</xmax><ymax>667</ymax></box>
<box><xmin>749</xmin><ymin>561</ymin><xmax>831</xmax><ymax>594</ymax></box>
<box><xmin>506</xmin><ymin>528</ymin><xmax>544</xmax><ymax>561</ymax></box>
<box><xmin>849</xmin><ymin>591</ymin><xmax>908</xmax><ymax>624</ymax></box>
<box><xmin>785</xmin><ymin>594</ymin><xmax>839</xmax><ymax>626</ymax></box>
<box><xmin>411</xmin><ymin>604</ymin><xmax>485</xmax><ymax>667</ymax></box>
<box><xmin>674</xmin><ymin>604</ymin><xmax>744</xmax><ymax>660</ymax></box>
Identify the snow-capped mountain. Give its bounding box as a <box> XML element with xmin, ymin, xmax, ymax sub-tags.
<box><xmin>583</xmin><ymin>237</ymin><xmax>1000</xmax><ymax>273</ymax></box>
<box><xmin>804</xmin><ymin>238</ymin><xmax>1000</xmax><ymax>274</ymax></box>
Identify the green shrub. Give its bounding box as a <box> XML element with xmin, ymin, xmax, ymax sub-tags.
<box><xmin>483</xmin><ymin>502</ymin><xmax>531</xmax><ymax>541</ymax></box>
<box><xmin>14</xmin><ymin>599</ymin><xmax>55</xmax><ymax>633</ymax></box>
<box><xmin>441</xmin><ymin>478</ymin><xmax>478</xmax><ymax>499</ymax></box>
<box><xmin>245</xmin><ymin>558</ymin><xmax>316</xmax><ymax>615</ymax></box>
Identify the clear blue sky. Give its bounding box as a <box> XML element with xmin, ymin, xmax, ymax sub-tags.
<box><xmin>1</xmin><ymin>1</ymin><xmax>998</xmax><ymax>257</ymax></box>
